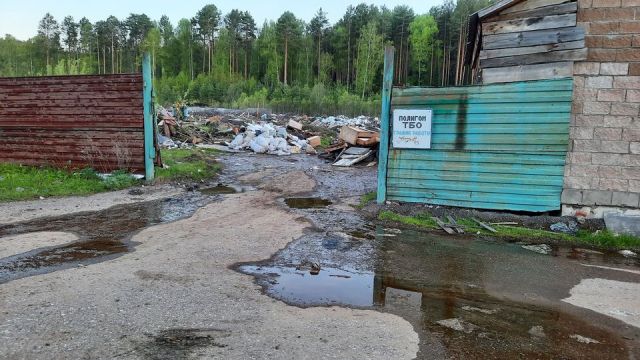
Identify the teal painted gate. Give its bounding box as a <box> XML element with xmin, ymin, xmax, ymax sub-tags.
<box><xmin>377</xmin><ymin>51</ymin><xmax>572</xmax><ymax>212</ymax></box>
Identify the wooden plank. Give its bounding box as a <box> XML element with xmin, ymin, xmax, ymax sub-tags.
<box><xmin>377</xmin><ymin>46</ymin><xmax>395</xmax><ymax>204</ymax></box>
<box><xmin>500</xmin><ymin>0</ymin><xmax>571</xmax><ymax>14</ymax></box>
<box><xmin>482</xmin><ymin>62</ymin><xmax>573</xmax><ymax>84</ymax></box>
<box><xmin>142</xmin><ymin>52</ymin><xmax>155</xmax><ymax>180</ymax></box>
<box><xmin>432</xmin><ymin>217</ymin><xmax>457</xmax><ymax>234</ymax></box>
<box><xmin>473</xmin><ymin>218</ymin><xmax>498</xmax><ymax>233</ymax></box>
<box><xmin>480</xmin><ymin>48</ymin><xmax>587</xmax><ymax>67</ymax></box>
<box><xmin>447</xmin><ymin>216</ymin><xmax>465</xmax><ymax>234</ymax></box>
<box><xmin>0</xmin><ymin>74</ymin><xmax>140</xmax><ymax>86</ymax></box>
<box><xmin>478</xmin><ymin>0</ymin><xmax>524</xmax><ymax>18</ymax></box>
<box><xmin>482</xmin><ymin>14</ymin><xmax>576</xmax><ymax>35</ymax></box>
<box><xmin>393</xmin><ymin>78</ymin><xmax>573</xmax><ymax>96</ymax></box>
<box><xmin>486</xmin><ymin>2</ymin><xmax>577</xmax><ymax>21</ymax></box>
<box><xmin>483</xmin><ymin>27</ymin><xmax>584</xmax><ymax>50</ymax></box>
<box><xmin>480</xmin><ymin>40</ymin><xmax>584</xmax><ymax>59</ymax></box>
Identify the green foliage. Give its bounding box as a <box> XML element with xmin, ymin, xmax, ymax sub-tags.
<box><xmin>355</xmin><ymin>22</ymin><xmax>384</xmax><ymax>99</ymax></box>
<box><xmin>357</xmin><ymin>192</ymin><xmax>377</xmax><ymax>209</ymax></box>
<box><xmin>0</xmin><ymin>164</ymin><xmax>139</xmax><ymax>202</ymax></box>
<box><xmin>410</xmin><ymin>15</ymin><xmax>439</xmax><ymax>85</ymax></box>
<box><xmin>155</xmin><ymin>148</ymin><xmax>221</xmax><ymax>181</ymax></box>
<box><xmin>378</xmin><ymin>210</ymin><xmax>640</xmax><ymax>250</ymax></box>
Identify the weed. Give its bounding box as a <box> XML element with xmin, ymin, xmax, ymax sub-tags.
<box><xmin>378</xmin><ymin>210</ymin><xmax>640</xmax><ymax>250</ymax></box>
<box><xmin>155</xmin><ymin>148</ymin><xmax>221</xmax><ymax>181</ymax></box>
<box><xmin>356</xmin><ymin>192</ymin><xmax>377</xmax><ymax>209</ymax></box>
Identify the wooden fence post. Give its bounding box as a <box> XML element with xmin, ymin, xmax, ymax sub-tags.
<box><xmin>377</xmin><ymin>46</ymin><xmax>395</xmax><ymax>204</ymax></box>
<box><xmin>142</xmin><ymin>52</ymin><xmax>155</xmax><ymax>181</ymax></box>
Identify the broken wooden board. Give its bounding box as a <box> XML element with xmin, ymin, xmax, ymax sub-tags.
<box><xmin>432</xmin><ymin>217</ymin><xmax>456</xmax><ymax>235</ymax></box>
<box><xmin>447</xmin><ymin>215</ymin><xmax>465</xmax><ymax>234</ymax></box>
<box><xmin>339</xmin><ymin>126</ymin><xmax>378</xmax><ymax>145</ymax></box>
<box><xmin>356</xmin><ymin>133</ymin><xmax>380</xmax><ymax>146</ymax></box>
<box><xmin>473</xmin><ymin>218</ymin><xmax>498</xmax><ymax>233</ymax></box>
<box><xmin>332</xmin><ymin>150</ymin><xmax>373</xmax><ymax>167</ymax></box>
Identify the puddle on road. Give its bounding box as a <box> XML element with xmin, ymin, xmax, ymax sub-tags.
<box><xmin>240</xmin><ymin>265</ymin><xmax>374</xmax><ymax>307</ymax></box>
<box><xmin>238</xmin><ymin>228</ymin><xmax>640</xmax><ymax>359</ymax></box>
<box><xmin>284</xmin><ymin>197</ymin><xmax>332</xmax><ymax>209</ymax></box>
<box><xmin>0</xmin><ymin>194</ymin><xmax>211</xmax><ymax>283</ymax></box>
<box><xmin>200</xmin><ymin>184</ymin><xmax>249</xmax><ymax>195</ymax></box>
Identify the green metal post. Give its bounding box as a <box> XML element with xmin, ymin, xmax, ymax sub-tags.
<box><xmin>142</xmin><ymin>52</ymin><xmax>155</xmax><ymax>181</ymax></box>
<box><xmin>377</xmin><ymin>46</ymin><xmax>395</xmax><ymax>204</ymax></box>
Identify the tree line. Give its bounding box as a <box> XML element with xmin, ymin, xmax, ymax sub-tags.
<box><xmin>0</xmin><ymin>0</ymin><xmax>492</xmax><ymax>114</ymax></box>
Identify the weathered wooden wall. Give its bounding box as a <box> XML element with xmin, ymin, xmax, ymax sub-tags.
<box><xmin>384</xmin><ymin>79</ymin><xmax>573</xmax><ymax>212</ymax></box>
<box><xmin>0</xmin><ymin>74</ymin><xmax>144</xmax><ymax>172</ymax></box>
<box><xmin>477</xmin><ymin>0</ymin><xmax>586</xmax><ymax>84</ymax></box>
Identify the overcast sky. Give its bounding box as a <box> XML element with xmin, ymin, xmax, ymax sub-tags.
<box><xmin>1</xmin><ymin>0</ymin><xmax>441</xmax><ymax>41</ymax></box>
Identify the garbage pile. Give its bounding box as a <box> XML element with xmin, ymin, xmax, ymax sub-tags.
<box><xmin>155</xmin><ymin>106</ymin><xmax>381</xmax><ymax>166</ymax></box>
<box><xmin>228</xmin><ymin>123</ymin><xmax>315</xmax><ymax>156</ymax></box>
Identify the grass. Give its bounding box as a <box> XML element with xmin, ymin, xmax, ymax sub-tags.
<box><xmin>356</xmin><ymin>191</ymin><xmax>377</xmax><ymax>209</ymax></box>
<box><xmin>155</xmin><ymin>148</ymin><xmax>221</xmax><ymax>181</ymax></box>
<box><xmin>378</xmin><ymin>210</ymin><xmax>640</xmax><ymax>250</ymax></box>
<box><xmin>0</xmin><ymin>148</ymin><xmax>222</xmax><ymax>202</ymax></box>
<box><xmin>0</xmin><ymin>164</ymin><xmax>139</xmax><ymax>202</ymax></box>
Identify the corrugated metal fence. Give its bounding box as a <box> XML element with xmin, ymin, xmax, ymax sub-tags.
<box><xmin>0</xmin><ymin>74</ymin><xmax>145</xmax><ymax>172</ymax></box>
<box><xmin>382</xmin><ymin>78</ymin><xmax>572</xmax><ymax>212</ymax></box>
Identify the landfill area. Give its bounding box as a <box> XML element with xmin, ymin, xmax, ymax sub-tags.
<box><xmin>157</xmin><ymin>107</ymin><xmax>381</xmax><ymax>167</ymax></box>
<box><xmin>2</xmin><ymin>142</ymin><xmax>640</xmax><ymax>359</ymax></box>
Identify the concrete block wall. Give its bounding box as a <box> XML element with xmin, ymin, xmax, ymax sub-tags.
<box><xmin>563</xmin><ymin>0</ymin><xmax>640</xmax><ymax>215</ymax></box>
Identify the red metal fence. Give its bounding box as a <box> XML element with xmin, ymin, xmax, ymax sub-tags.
<box><xmin>0</xmin><ymin>74</ymin><xmax>145</xmax><ymax>172</ymax></box>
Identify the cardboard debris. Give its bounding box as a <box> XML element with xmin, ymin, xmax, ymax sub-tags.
<box><xmin>307</xmin><ymin>136</ymin><xmax>321</xmax><ymax>148</ymax></box>
<box><xmin>287</xmin><ymin>119</ymin><xmax>303</xmax><ymax>131</ymax></box>
<box><xmin>339</xmin><ymin>126</ymin><xmax>379</xmax><ymax>146</ymax></box>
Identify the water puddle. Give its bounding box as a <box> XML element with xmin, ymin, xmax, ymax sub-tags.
<box><xmin>237</xmin><ymin>228</ymin><xmax>640</xmax><ymax>358</ymax></box>
<box><xmin>0</xmin><ymin>194</ymin><xmax>211</xmax><ymax>283</ymax></box>
<box><xmin>284</xmin><ymin>197</ymin><xmax>332</xmax><ymax>209</ymax></box>
<box><xmin>240</xmin><ymin>265</ymin><xmax>374</xmax><ymax>307</ymax></box>
<box><xmin>200</xmin><ymin>184</ymin><xmax>251</xmax><ymax>195</ymax></box>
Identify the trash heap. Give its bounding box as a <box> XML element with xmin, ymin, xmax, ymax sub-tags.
<box><xmin>227</xmin><ymin>123</ymin><xmax>315</xmax><ymax>156</ymax></box>
<box><xmin>155</xmin><ymin>106</ymin><xmax>382</xmax><ymax>166</ymax></box>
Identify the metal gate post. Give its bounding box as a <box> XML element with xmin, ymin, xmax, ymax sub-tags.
<box><xmin>142</xmin><ymin>52</ymin><xmax>155</xmax><ymax>181</ymax></box>
<box><xmin>377</xmin><ymin>46</ymin><xmax>395</xmax><ymax>204</ymax></box>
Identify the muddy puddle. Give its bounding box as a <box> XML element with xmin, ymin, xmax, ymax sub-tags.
<box><xmin>199</xmin><ymin>184</ymin><xmax>252</xmax><ymax>195</ymax></box>
<box><xmin>284</xmin><ymin>197</ymin><xmax>332</xmax><ymax>209</ymax></box>
<box><xmin>0</xmin><ymin>194</ymin><xmax>211</xmax><ymax>283</ymax></box>
<box><xmin>238</xmin><ymin>228</ymin><xmax>640</xmax><ymax>359</ymax></box>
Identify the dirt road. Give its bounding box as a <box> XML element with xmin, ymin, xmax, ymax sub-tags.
<box><xmin>1</xmin><ymin>153</ymin><xmax>639</xmax><ymax>359</ymax></box>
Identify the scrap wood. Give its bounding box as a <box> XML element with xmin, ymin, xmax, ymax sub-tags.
<box><xmin>339</xmin><ymin>126</ymin><xmax>378</xmax><ymax>145</ymax></box>
<box><xmin>356</xmin><ymin>134</ymin><xmax>380</xmax><ymax>146</ymax></box>
<box><xmin>447</xmin><ymin>215</ymin><xmax>465</xmax><ymax>234</ymax></box>
<box><xmin>490</xmin><ymin>222</ymin><xmax>519</xmax><ymax>225</ymax></box>
<box><xmin>332</xmin><ymin>149</ymin><xmax>373</xmax><ymax>167</ymax></box>
<box><xmin>472</xmin><ymin>218</ymin><xmax>498</xmax><ymax>233</ymax></box>
<box><xmin>432</xmin><ymin>217</ymin><xmax>456</xmax><ymax>235</ymax></box>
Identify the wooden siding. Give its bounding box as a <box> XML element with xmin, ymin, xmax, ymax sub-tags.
<box><xmin>385</xmin><ymin>79</ymin><xmax>572</xmax><ymax>212</ymax></box>
<box><xmin>0</xmin><ymin>74</ymin><xmax>144</xmax><ymax>172</ymax></box>
<box><xmin>477</xmin><ymin>0</ymin><xmax>585</xmax><ymax>84</ymax></box>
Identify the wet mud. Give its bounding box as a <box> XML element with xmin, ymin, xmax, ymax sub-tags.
<box><xmin>237</xmin><ymin>225</ymin><xmax>640</xmax><ymax>359</ymax></box>
<box><xmin>284</xmin><ymin>197</ymin><xmax>333</xmax><ymax>209</ymax></box>
<box><xmin>0</xmin><ymin>194</ymin><xmax>213</xmax><ymax>284</ymax></box>
<box><xmin>136</xmin><ymin>328</ymin><xmax>230</xmax><ymax>360</ymax></box>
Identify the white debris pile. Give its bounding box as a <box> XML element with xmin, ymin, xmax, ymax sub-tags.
<box><xmin>310</xmin><ymin>115</ymin><xmax>378</xmax><ymax>129</ymax></box>
<box><xmin>227</xmin><ymin>123</ymin><xmax>315</xmax><ymax>156</ymax></box>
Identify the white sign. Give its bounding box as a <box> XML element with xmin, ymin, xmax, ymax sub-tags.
<box><xmin>392</xmin><ymin>109</ymin><xmax>433</xmax><ymax>149</ymax></box>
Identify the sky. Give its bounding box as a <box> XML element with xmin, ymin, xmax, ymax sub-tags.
<box><xmin>0</xmin><ymin>0</ymin><xmax>441</xmax><ymax>41</ymax></box>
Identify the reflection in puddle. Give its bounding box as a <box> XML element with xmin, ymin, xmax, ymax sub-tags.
<box><xmin>284</xmin><ymin>197</ymin><xmax>333</xmax><ymax>209</ymax></box>
<box><xmin>240</xmin><ymin>265</ymin><xmax>374</xmax><ymax>307</ymax></box>
<box><xmin>238</xmin><ymin>229</ymin><xmax>639</xmax><ymax>359</ymax></box>
<box><xmin>0</xmin><ymin>195</ymin><xmax>210</xmax><ymax>283</ymax></box>
<box><xmin>199</xmin><ymin>184</ymin><xmax>249</xmax><ymax>195</ymax></box>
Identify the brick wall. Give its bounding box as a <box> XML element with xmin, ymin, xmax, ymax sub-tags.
<box><xmin>563</xmin><ymin>0</ymin><xmax>640</xmax><ymax>211</ymax></box>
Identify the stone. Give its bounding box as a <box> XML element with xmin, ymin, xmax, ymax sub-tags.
<box><xmin>522</xmin><ymin>244</ymin><xmax>553</xmax><ymax>254</ymax></box>
<box><xmin>583</xmin><ymin>190</ymin><xmax>613</xmax><ymax>205</ymax></box>
<box><xmin>435</xmin><ymin>318</ymin><xmax>479</xmax><ymax>334</ymax></box>
<box><xmin>604</xmin><ymin>213</ymin><xmax>640</xmax><ymax>235</ymax></box>
<box><xmin>562</xmin><ymin>189</ymin><xmax>584</xmax><ymax>204</ymax></box>
<box><xmin>570</xmin><ymin>334</ymin><xmax>601</xmax><ymax>344</ymax></box>
<box><xmin>600</xmin><ymin>63</ymin><xmax>629</xmax><ymax>75</ymax></box>
<box><xmin>611</xmin><ymin>192</ymin><xmax>640</xmax><ymax>207</ymax></box>
<box><xmin>585</xmin><ymin>76</ymin><xmax>613</xmax><ymax>88</ymax></box>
